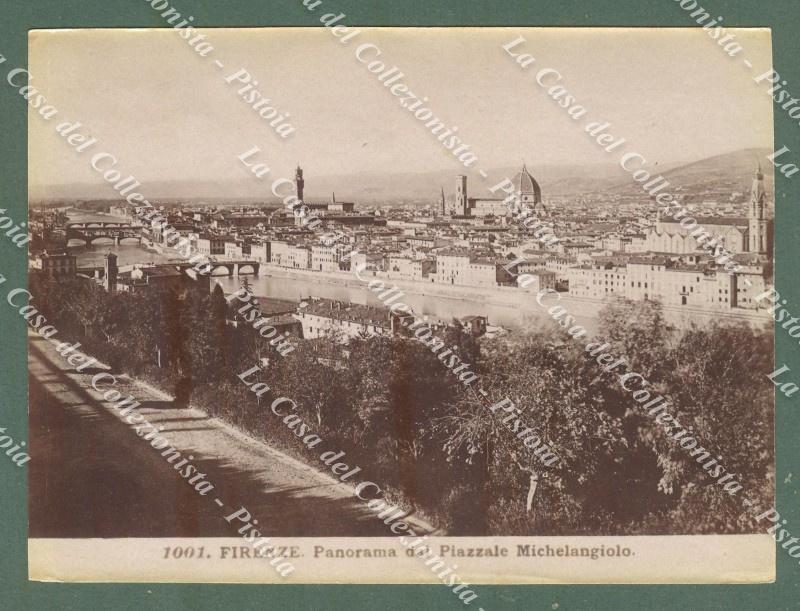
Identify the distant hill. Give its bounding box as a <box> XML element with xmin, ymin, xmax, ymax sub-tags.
<box><xmin>608</xmin><ymin>147</ymin><xmax>774</xmax><ymax>198</ymax></box>
<box><xmin>32</xmin><ymin>148</ymin><xmax>774</xmax><ymax>204</ymax></box>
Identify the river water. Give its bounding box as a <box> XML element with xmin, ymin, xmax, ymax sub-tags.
<box><xmin>64</xmin><ymin>210</ymin><xmax>767</xmax><ymax>339</ymax></box>
<box><xmin>66</xmin><ymin>209</ymin><xmax>180</xmax><ymax>268</ymax></box>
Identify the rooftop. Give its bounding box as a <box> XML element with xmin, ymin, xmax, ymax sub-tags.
<box><xmin>299</xmin><ymin>298</ymin><xmax>392</xmax><ymax>328</ymax></box>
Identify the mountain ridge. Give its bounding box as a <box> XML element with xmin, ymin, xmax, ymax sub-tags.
<box><xmin>31</xmin><ymin>147</ymin><xmax>775</xmax><ymax>203</ymax></box>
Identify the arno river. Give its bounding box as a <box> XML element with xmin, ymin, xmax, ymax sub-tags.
<box><xmin>68</xmin><ymin>208</ymin><xmax>762</xmax><ymax>334</ymax></box>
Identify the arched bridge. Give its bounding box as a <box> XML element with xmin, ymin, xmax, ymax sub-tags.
<box><xmin>77</xmin><ymin>260</ymin><xmax>260</xmax><ymax>280</ymax></box>
<box><xmin>66</xmin><ymin>222</ymin><xmax>144</xmax><ymax>245</ymax></box>
<box><xmin>207</xmin><ymin>260</ymin><xmax>260</xmax><ymax>276</ymax></box>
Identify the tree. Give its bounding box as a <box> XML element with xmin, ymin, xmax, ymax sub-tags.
<box><xmin>657</xmin><ymin>322</ymin><xmax>774</xmax><ymax>533</ymax></box>
<box><xmin>597</xmin><ymin>296</ymin><xmax>674</xmax><ymax>383</ymax></box>
<box><xmin>437</xmin><ymin>329</ymin><xmax>628</xmax><ymax>535</ymax></box>
<box><xmin>444</xmin><ymin>318</ymin><xmax>480</xmax><ymax>365</ymax></box>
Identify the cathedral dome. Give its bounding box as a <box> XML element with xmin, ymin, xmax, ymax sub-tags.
<box><xmin>512</xmin><ymin>165</ymin><xmax>541</xmax><ymax>203</ymax></box>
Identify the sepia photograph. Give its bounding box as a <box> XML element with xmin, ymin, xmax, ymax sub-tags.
<box><xmin>19</xmin><ymin>22</ymin><xmax>778</xmax><ymax>587</ymax></box>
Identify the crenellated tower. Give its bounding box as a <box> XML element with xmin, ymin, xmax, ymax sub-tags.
<box><xmin>295</xmin><ymin>165</ymin><xmax>305</xmax><ymax>202</ymax></box>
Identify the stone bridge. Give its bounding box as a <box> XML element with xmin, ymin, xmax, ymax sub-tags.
<box><xmin>66</xmin><ymin>222</ymin><xmax>144</xmax><ymax>245</ymax></box>
<box><xmin>206</xmin><ymin>260</ymin><xmax>260</xmax><ymax>276</ymax></box>
<box><xmin>77</xmin><ymin>260</ymin><xmax>260</xmax><ymax>279</ymax></box>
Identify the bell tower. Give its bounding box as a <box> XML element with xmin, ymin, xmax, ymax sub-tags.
<box><xmin>103</xmin><ymin>252</ymin><xmax>118</xmax><ymax>293</ymax></box>
<box><xmin>748</xmin><ymin>164</ymin><xmax>767</xmax><ymax>254</ymax></box>
<box><xmin>456</xmin><ymin>175</ymin><xmax>468</xmax><ymax>216</ymax></box>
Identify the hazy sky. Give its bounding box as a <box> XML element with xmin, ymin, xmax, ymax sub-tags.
<box><xmin>28</xmin><ymin>27</ymin><xmax>773</xmax><ymax>197</ymax></box>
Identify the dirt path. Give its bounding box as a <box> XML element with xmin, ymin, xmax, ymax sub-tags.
<box><xmin>28</xmin><ymin>333</ymin><xmax>433</xmax><ymax>538</ymax></box>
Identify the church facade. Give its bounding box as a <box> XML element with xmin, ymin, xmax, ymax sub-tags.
<box><xmin>641</xmin><ymin>166</ymin><xmax>772</xmax><ymax>256</ymax></box>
